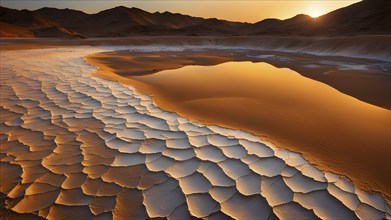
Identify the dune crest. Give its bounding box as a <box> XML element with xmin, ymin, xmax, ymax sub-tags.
<box><xmin>1</xmin><ymin>47</ymin><xmax>390</xmax><ymax>219</ymax></box>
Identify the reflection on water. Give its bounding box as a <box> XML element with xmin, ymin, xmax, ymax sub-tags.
<box><xmin>132</xmin><ymin>61</ymin><xmax>390</xmax><ymax>193</ymax></box>
<box><xmin>134</xmin><ymin>61</ymin><xmax>386</xmax><ymax>118</ymax></box>
<box><xmin>136</xmin><ymin>61</ymin><xmax>358</xmax><ymax>106</ymax></box>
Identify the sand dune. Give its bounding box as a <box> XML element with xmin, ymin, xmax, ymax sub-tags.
<box><xmin>1</xmin><ymin>47</ymin><xmax>390</xmax><ymax>219</ymax></box>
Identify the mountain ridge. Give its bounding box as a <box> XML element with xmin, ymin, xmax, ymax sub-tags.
<box><xmin>1</xmin><ymin>0</ymin><xmax>390</xmax><ymax>38</ymax></box>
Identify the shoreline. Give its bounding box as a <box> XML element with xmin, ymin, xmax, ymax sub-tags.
<box><xmin>87</xmin><ymin>49</ymin><xmax>391</xmax><ymax>109</ymax></box>
<box><xmin>85</xmin><ymin>49</ymin><xmax>391</xmax><ymax>200</ymax></box>
<box><xmin>2</xmin><ymin>35</ymin><xmax>391</xmax><ymax>61</ymax></box>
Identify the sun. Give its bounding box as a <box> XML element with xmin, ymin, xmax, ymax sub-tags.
<box><xmin>307</xmin><ymin>5</ymin><xmax>324</xmax><ymax>18</ymax></box>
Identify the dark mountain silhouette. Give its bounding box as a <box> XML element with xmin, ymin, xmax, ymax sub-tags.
<box><xmin>246</xmin><ymin>14</ymin><xmax>314</xmax><ymax>35</ymax></box>
<box><xmin>0</xmin><ymin>0</ymin><xmax>389</xmax><ymax>38</ymax></box>
<box><xmin>250</xmin><ymin>0</ymin><xmax>391</xmax><ymax>36</ymax></box>
<box><xmin>0</xmin><ymin>7</ymin><xmax>82</xmax><ymax>37</ymax></box>
<box><xmin>33</xmin><ymin>6</ymin><xmax>232</xmax><ymax>37</ymax></box>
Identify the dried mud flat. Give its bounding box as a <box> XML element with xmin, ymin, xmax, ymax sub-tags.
<box><xmin>1</xmin><ymin>47</ymin><xmax>390</xmax><ymax>219</ymax></box>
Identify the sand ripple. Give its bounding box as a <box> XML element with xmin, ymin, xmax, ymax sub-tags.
<box><xmin>1</xmin><ymin>47</ymin><xmax>390</xmax><ymax>219</ymax></box>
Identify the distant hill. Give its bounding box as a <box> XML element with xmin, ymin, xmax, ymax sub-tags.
<box><xmin>0</xmin><ymin>0</ymin><xmax>390</xmax><ymax>38</ymax></box>
<box><xmin>0</xmin><ymin>7</ymin><xmax>82</xmax><ymax>38</ymax></box>
<box><xmin>250</xmin><ymin>0</ymin><xmax>391</xmax><ymax>36</ymax></box>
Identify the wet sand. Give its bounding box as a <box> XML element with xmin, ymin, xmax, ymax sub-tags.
<box><xmin>86</xmin><ymin>50</ymin><xmax>391</xmax><ymax>199</ymax></box>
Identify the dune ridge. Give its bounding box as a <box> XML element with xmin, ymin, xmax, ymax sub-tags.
<box><xmin>1</xmin><ymin>47</ymin><xmax>390</xmax><ymax>219</ymax></box>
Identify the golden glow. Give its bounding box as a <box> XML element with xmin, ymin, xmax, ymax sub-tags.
<box><xmin>307</xmin><ymin>5</ymin><xmax>324</xmax><ymax>18</ymax></box>
<box><xmin>303</xmin><ymin>1</ymin><xmax>351</xmax><ymax>18</ymax></box>
<box><xmin>1</xmin><ymin>0</ymin><xmax>362</xmax><ymax>23</ymax></box>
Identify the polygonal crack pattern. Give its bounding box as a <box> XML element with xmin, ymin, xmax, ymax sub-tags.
<box><xmin>0</xmin><ymin>48</ymin><xmax>390</xmax><ymax>219</ymax></box>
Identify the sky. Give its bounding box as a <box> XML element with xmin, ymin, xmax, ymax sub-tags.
<box><xmin>0</xmin><ymin>0</ymin><xmax>361</xmax><ymax>23</ymax></box>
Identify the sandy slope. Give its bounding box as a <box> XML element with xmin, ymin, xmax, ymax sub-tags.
<box><xmin>1</xmin><ymin>47</ymin><xmax>390</xmax><ymax>219</ymax></box>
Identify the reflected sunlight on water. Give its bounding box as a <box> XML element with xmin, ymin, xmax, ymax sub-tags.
<box><xmin>132</xmin><ymin>61</ymin><xmax>390</xmax><ymax>193</ymax></box>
